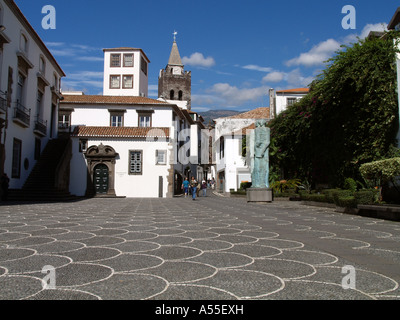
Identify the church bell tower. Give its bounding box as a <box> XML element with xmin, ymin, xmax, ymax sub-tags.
<box><xmin>158</xmin><ymin>32</ymin><xmax>191</xmax><ymax>110</ymax></box>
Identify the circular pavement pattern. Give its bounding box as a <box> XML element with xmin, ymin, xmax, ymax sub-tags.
<box><xmin>0</xmin><ymin>194</ymin><xmax>399</xmax><ymax>300</ymax></box>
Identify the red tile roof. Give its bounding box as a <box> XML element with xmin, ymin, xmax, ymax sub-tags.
<box><xmin>276</xmin><ymin>88</ymin><xmax>309</xmax><ymax>94</ymax></box>
<box><xmin>61</xmin><ymin>95</ymin><xmax>168</xmax><ymax>105</ymax></box>
<box><xmin>225</xmin><ymin>107</ymin><xmax>270</xmax><ymax>120</ymax></box>
<box><xmin>72</xmin><ymin>126</ymin><xmax>170</xmax><ymax>138</ymax></box>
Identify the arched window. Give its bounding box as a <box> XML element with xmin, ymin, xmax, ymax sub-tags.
<box><xmin>170</xmin><ymin>90</ymin><xmax>175</xmax><ymax>100</ymax></box>
<box><xmin>178</xmin><ymin>90</ymin><xmax>183</xmax><ymax>101</ymax></box>
<box><xmin>20</xmin><ymin>33</ymin><xmax>28</xmax><ymax>53</ymax></box>
<box><xmin>39</xmin><ymin>56</ymin><xmax>46</xmax><ymax>74</ymax></box>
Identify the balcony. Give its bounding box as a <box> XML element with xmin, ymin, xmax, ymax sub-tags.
<box><xmin>0</xmin><ymin>91</ymin><xmax>6</xmax><ymax>114</ymax></box>
<box><xmin>34</xmin><ymin>116</ymin><xmax>47</xmax><ymax>137</ymax></box>
<box><xmin>13</xmin><ymin>102</ymin><xmax>31</xmax><ymax>128</ymax></box>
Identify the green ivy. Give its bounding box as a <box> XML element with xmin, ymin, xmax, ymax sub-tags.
<box><xmin>269</xmin><ymin>31</ymin><xmax>400</xmax><ymax>187</ymax></box>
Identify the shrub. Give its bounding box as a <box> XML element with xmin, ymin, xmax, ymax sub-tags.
<box><xmin>321</xmin><ymin>189</ymin><xmax>341</xmax><ymax>203</ymax></box>
<box><xmin>336</xmin><ymin>196</ymin><xmax>358</xmax><ymax>208</ymax></box>
<box><xmin>240</xmin><ymin>182</ymin><xmax>252</xmax><ymax>190</ymax></box>
<box><xmin>300</xmin><ymin>193</ymin><xmax>326</xmax><ymax>202</ymax></box>
<box><xmin>332</xmin><ymin>190</ymin><xmax>354</xmax><ymax>206</ymax></box>
<box><xmin>360</xmin><ymin>157</ymin><xmax>400</xmax><ymax>182</ymax></box>
<box><xmin>354</xmin><ymin>189</ymin><xmax>379</xmax><ymax>205</ymax></box>
<box><xmin>344</xmin><ymin>178</ymin><xmax>357</xmax><ymax>192</ymax></box>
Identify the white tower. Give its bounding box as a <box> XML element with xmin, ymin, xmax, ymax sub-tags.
<box><xmin>103</xmin><ymin>47</ymin><xmax>150</xmax><ymax>97</ymax></box>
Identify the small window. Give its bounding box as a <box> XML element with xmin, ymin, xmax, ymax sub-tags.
<box><xmin>129</xmin><ymin>150</ymin><xmax>143</xmax><ymax>175</ymax></box>
<box><xmin>122</xmin><ymin>75</ymin><xmax>133</xmax><ymax>89</ymax></box>
<box><xmin>58</xmin><ymin>112</ymin><xmax>71</xmax><ymax>129</ymax></box>
<box><xmin>178</xmin><ymin>90</ymin><xmax>183</xmax><ymax>101</ymax></box>
<box><xmin>110</xmin><ymin>54</ymin><xmax>121</xmax><ymax>67</ymax></box>
<box><xmin>34</xmin><ymin>138</ymin><xmax>41</xmax><ymax>160</ymax></box>
<box><xmin>39</xmin><ymin>56</ymin><xmax>46</xmax><ymax>74</ymax></box>
<box><xmin>156</xmin><ymin>150</ymin><xmax>167</xmax><ymax>165</ymax></box>
<box><xmin>20</xmin><ymin>33</ymin><xmax>28</xmax><ymax>53</ymax></box>
<box><xmin>123</xmin><ymin>54</ymin><xmax>134</xmax><ymax>67</ymax></box>
<box><xmin>110</xmin><ymin>75</ymin><xmax>120</xmax><ymax>89</ymax></box>
<box><xmin>110</xmin><ymin>114</ymin><xmax>123</xmax><ymax>127</ymax></box>
<box><xmin>138</xmin><ymin>114</ymin><xmax>151</xmax><ymax>128</ymax></box>
<box><xmin>170</xmin><ymin>90</ymin><xmax>175</xmax><ymax>100</ymax></box>
<box><xmin>287</xmin><ymin>98</ymin><xmax>297</xmax><ymax>106</ymax></box>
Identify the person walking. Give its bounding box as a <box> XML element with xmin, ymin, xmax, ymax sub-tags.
<box><xmin>201</xmin><ymin>179</ymin><xmax>207</xmax><ymax>197</ymax></box>
<box><xmin>190</xmin><ymin>176</ymin><xmax>198</xmax><ymax>200</ymax></box>
<box><xmin>182</xmin><ymin>177</ymin><xmax>190</xmax><ymax>198</ymax></box>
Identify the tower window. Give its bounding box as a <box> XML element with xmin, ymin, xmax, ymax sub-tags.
<box><xmin>178</xmin><ymin>91</ymin><xmax>183</xmax><ymax>101</ymax></box>
<box><xmin>110</xmin><ymin>75</ymin><xmax>121</xmax><ymax>89</ymax></box>
<box><xmin>170</xmin><ymin>90</ymin><xmax>175</xmax><ymax>100</ymax></box>
<box><xmin>123</xmin><ymin>54</ymin><xmax>133</xmax><ymax>67</ymax></box>
<box><xmin>110</xmin><ymin>54</ymin><xmax>121</xmax><ymax>67</ymax></box>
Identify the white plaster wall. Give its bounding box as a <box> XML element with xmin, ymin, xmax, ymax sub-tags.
<box><xmin>69</xmin><ymin>138</ymin><xmax>170</xmax><ymax>198</ymax></box>
<box><xmin>103</xmin><ymin>49</ymin><xmax>148</xmax><ymax>97</ymax></box>
<box><xmin>0</xmin><ymin>0</ymin><xmax>63</xmax><ymax>188</ymax></box>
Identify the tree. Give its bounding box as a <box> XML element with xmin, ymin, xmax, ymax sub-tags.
<box><xmin>269</xmin><ymin>31</ymin><xmax>400</xmax><ymax>187</ymax></box>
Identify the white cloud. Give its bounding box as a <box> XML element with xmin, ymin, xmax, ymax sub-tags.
<box><xmin>208</xmin><ymin>83</ymin><xmax>268</xmax><ymax>106</ymax></box>
<box><xmin>76</xmin><ymin>56</ymin><xmax>104</xmax><ymax>62</ymax></box>
<box><xmin>263</xmin><ymin>71</ymin><xmax>285</xmax><ymax>83</ymax></box>
<box><xmin>286</xmin><ymin>39</ymin><xmax>341</xmax><ymax>67</ymax></box>
<box><xmin>242</xmin><ymin>65</ymin><xmax>273</xmax><ymax>73</ymax></box>
<box><xmin>286</xmin><ymin>69</ymin><xmax>314</xmax><ymax>87</ymax></box>
<box><xmin>182</xmin><ymin>52</ymin><xmax>216</xmax><ymax>68</ymax></box>
<box><xmin>344</xmin><ymin>23</ymin><xmax>388</xmax><ymax>44</ymax></box>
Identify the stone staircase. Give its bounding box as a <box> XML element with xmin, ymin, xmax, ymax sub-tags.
<box><xmin>8</xmin><ymin>138</ymin><xmax>77</xmax><ymax>202</ymax></box>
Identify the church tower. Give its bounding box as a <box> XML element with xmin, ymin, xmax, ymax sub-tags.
<box><xmin>158</xmin><ymin>33</ymin><xmax>191</xmax><ymax>110</ymax></box>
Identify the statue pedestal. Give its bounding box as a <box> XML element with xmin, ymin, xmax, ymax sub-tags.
<box><xmin>247</xmin><ymin>188</ymin><xmax>273</xmax><ymax>203</ymax></box>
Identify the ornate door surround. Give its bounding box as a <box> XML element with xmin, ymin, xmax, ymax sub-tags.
<box><xmin>85</xmin><ymin>143</ymin><xmax>118</xmax><ymax>197</ymax></box>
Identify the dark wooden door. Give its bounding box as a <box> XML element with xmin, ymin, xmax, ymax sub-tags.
<box><xmin>94</xmin><ymin>164</ymin><xmax>109</xmax><ymax>194</ymax></box>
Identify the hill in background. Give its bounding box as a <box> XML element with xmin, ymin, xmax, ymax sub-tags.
<box><xmin>198</xmin><ymin>109</ymin><xmax>245</xmax><ymax>126</ymax></box>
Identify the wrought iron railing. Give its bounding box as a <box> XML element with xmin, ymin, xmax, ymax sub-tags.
<box><xmin>14</xmin><ymin>101</ymin><xmax>31</xmax><ymax>127</ymax></box>
<box><xmin>34</xmin><ymin>116</ymin><xmax>47</xmax><ymax>136</ymax></box>
<box><xmin>0</xmin><ymin>91</ymin><xmax>7</xmax><ymax>113</ymax></box>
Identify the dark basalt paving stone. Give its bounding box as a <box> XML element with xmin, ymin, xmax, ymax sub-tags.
<box><xmin>137</xmin><ymin>261</ymin><xmax>217</xmax><ymax>283</ymax></box>
<box><xmin>1</xmin><ymin>254</ymin><xmax>71</xmax><ymax>274</ymax></box>
<box><xmin>267</xmin><ymin>280</ymin><xmax>374</xmax><ymax>300</ymax></box>
<box><xmin>90</xmin><ymin>229</ymin><xmax>129</xmax><ymax>236</ymax></box>
<box><xmin>182</xmin><ymin>231</ymin><xmax>220</xmax><ymax>239</ymax></box>
<box><xmin>30</xmin><ymin>229</ymin><xmax>70</xmax><ymax>236</ymax></box>
<box><xmin>29</xmin><ymin>241</ymin><xmax>85</xmax><ymax>254</ymax></box>
<box><xmin>65</xmin><ymin>247</ymin><xmax>121</xmax><ymax>262</ymax></box>
<box><xmin>149</xmin><ymin>246</ymin><xmax>203</xmax><ymax>261</ymax></box>
<box><xmin>0</xmin><ymin>232</ymin><xmax>30</xmax><ymax>242</ymax></box>
<box><xmin>26</xmin><ymin>288</ymin><xmax>100</xmax><ymax>300</ymax></box>
<box><xmin>196</xmin><ymin>269</ymin><xmax>285</xmax><ymax>299</ymax></box>
<box><xmin>149</xmin><ymin>235</ymin><xmax>193</xmax><ymax>246</ymax></box>
<box><xmin>227</xmin><ymin>244</ymin><xmax>282</xmax><ymax>258</ymax></box>
<box><xmin>6</xmin><ymin>236</ymin><xmax>56</xmax><ymax>248</ymax></box>
<box><xmin>244</xmin><ymin>258</ymin><xmax>316</xmax><ymax>280</ymax></box>
<box><xmin>110</xmin><ymin>240</ymin><xmax>160</xmax><ymax>254</ymax></box>
<box><xmin>79</xmin><ymin>273</ymin><xmax>168</xmax><ymax>300</ymax></box>
<box><xmin>99</xmin><ymin>253</ymin><xmax>164</xmax><ymax>272</ymax></box>
<box><xmin>184</xmin><ymin>239</ymin><xmax>233</xmax><ymax>251</ymax></box>
<box><xmin>45</xmin><ymin>263</ymin><xmax>113</xmax><ymax>287</ymax></box>
<box><xmin>120</xmin><ymin>231</ymin><xmax>158</xmax><ymax>241</ymax></box>
<box><xmin>0</xmin><ymin>248</ymin><xmax>36</xmax><ymax>262</ymax></box>
<box><xmin>77</xmin><ymin>236</ymin><xmax>125</xmax><ymax>247</ymax></box>
<box><xmin>149</xmin><ymin>283</ymin><xmax>239</xmax><ymax>300</ymax></box>
<box><xmin>0</xmin><ymin>275</ymin><xmax>43</xmax><ymax>300</ymax></box>
<box><xmin>189</xmin><ymin>252</ymin><xmax>253</xmax><ymax>269</ymax></box>
<box><xmin>52</xmin><ymin>232</ymin><xmax>96</xmax><ymax>241</ymax></box>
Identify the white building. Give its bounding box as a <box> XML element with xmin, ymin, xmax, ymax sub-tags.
<box><xmin>269</xmin><ymin>88</ymin><xmax>309</xmax><ymax>118</ymax></box>
<box><xmin>214</xmin><ymin>107</ymin><xmax>270</xmax><ymax>193</ymax></box>
<box><xmin>60</xmin><ymin>94</ymin><xmax>201</xmax><ymax>198</ymax></box>
<box><xmin>0</xmin><ymin>0</ymin><xmax>65</xmax><ymax>189</ymax></box>
<box><xmin>103</xmin><ymin>47</ymin><xmax>150</xmax><ymax>97</ymax></box>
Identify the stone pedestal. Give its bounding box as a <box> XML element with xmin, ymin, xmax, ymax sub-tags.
<box><xmin>247</xmin><ymin>188</ymin><xmax>273</xmax><ymax>203</ymax></box>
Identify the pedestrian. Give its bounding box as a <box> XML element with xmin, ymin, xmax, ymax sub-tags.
<box><xmin>190</xmin><ymin>176</ymin><xmax>198</xmax><ymax>200</ymax></box>
<box><xmin>182</xmin><ymin>177</ymin><xmax>190</xmax><ymax>198</ymax></box>
<box><xmin>201</xmin><ymin>179</ymin><xmax>207</xmax><ymax>197</ymax></box>
<box><xmin>211</xmin><ymin>177</ymin><xmax>215</xmax><ymax>190</ymax></box>
<box><xmin>1</xmin><ymin>173</ymin><xmax>10</xmax><ymax>201</ymax></box>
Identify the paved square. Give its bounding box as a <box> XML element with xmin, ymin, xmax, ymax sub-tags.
<box><xmin>0</xmin><ymin>195</ymin><xmax>399</xmax><ymax>300</ymax></box>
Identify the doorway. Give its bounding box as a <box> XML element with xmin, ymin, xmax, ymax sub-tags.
<box><xmin>94</xmin><ymin>163</ymin><xmax>109</xmax><ymax>194</ymax></box>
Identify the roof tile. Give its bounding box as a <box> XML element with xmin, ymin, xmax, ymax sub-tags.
<box><xmin>72</xmin><ymin>126</ymin><xmax>170</xmax><ymax>138</ymax></box>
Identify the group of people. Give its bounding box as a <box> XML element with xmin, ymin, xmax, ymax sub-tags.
<box><xmin>181</xmin><ymin>177</ymin><xmax>215</xmax><ymax>200</ymax></box>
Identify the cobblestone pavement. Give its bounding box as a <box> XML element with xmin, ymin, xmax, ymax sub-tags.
<box><xmin>0</xmin><ymin>194</ymin><xmax>399</xmax><ymax>300</ymax></box>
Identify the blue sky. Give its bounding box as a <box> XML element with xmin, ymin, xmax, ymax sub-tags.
<box><xmin>15</xmin><ymin>0</ymin><xmax>396</xmax><ymax>112</ymax></box>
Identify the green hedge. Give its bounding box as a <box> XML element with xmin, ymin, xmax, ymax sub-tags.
<box><xmin>300</xmin><ymin>188</ymin><xmax>378</xmax><ymax>207</ymax></box>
